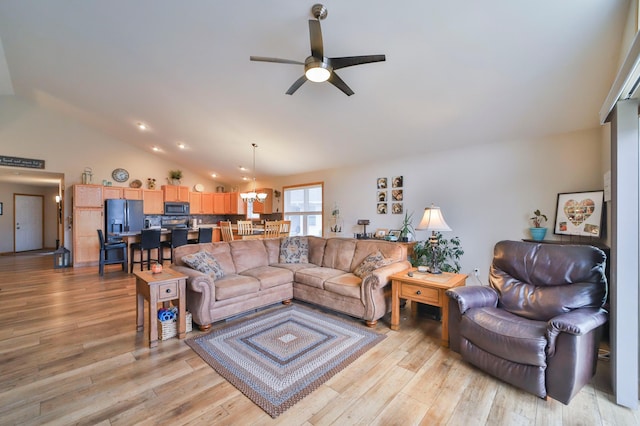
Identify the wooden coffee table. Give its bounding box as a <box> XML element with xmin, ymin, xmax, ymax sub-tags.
<box><xmin>134</xmin><ymin>268</ymin><xmax>187</xmax><ymax>348</ymax></box>
<box><xmin>390</xmin><ymin>268</ymin><xmax>467</xmax><ymax>347</ymax></box>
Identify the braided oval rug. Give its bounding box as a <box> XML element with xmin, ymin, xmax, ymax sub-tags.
<box><xmin>186</xmin><ymin>303</ymin><xmax>385</xmax><ymax>418</ymax></box>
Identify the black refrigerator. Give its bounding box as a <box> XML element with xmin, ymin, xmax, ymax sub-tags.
<box><xmin>104</xmin><ymin>199</ymin><xmax>144</xmax><ymax>239</ymax></box>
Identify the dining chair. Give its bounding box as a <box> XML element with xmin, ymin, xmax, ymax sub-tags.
<box><xmin>130</xmin><ymin>228</ymin><xmax>162</xmax><ymax>272</ymax></box>
<box><xmin>237</xmin><ymin>220</ymin><xmax>254</xmax><ymax>236</ymax></box>
<box><xmin>196</xmin><ymin>227</ymin><xmax>213</xmax><ymax>243</ymax></box>
<box><xmin>220</xmin><ymin>221</ymin><xmax>234</xmax><ymax>242</ymax></box>
<box><xmin>263</xmin><ymin>221</ymin><xmax>281</xmax><ymax>238</ymax></box>
<box><xmin>97</xmin><ymin>229</ymin><xmax>128</xmax><ymax>276</ymax></box>
<box><xmin>160</xmin><ymin>227</ymin><xmax>189</xmax><ymax>263</ymax></box>
<box><xmin>279</xmin><ymin>220</ymin><xmax>291</xmax><ymax>237</ymax></box>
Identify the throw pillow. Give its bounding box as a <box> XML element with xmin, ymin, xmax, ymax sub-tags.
<box><xmin>353</xmin><ymin>250</ymin><xmax>392</xmax><ymax>278</ymax></box>
<box><xmin>279</xmin><ymin>237</ymin><xmax>309</xmax><ymax>264</ymax></box>
<box><xmin>181</xmin><ymin>250</ymin><xmax>224</xmax><ymax>280</ymax></box>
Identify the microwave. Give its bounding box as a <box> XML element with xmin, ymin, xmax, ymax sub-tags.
<box><xmin>164</xmin><ymin>202</ymin><xmax>190</xmax><ymax>216</ymax></box>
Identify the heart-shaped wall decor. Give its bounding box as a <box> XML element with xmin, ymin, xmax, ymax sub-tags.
<box><xmin>563</xmin><ymin>199</ymin><xmax>595</xmax><ymax>227</ymax></box>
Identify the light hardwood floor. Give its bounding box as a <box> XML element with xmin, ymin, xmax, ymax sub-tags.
<box><xmin>0</xmin><ymin>253</ymin><xmax>637</xmax><ymax>425</ymax></box>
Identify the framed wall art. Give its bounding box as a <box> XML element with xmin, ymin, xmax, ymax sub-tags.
<box><xmin>377</xmin><ymin>191</ymin><xmax>387</xmax><ymax>202</ymax></box>
<box><xmin>392</xmin><ymin>176</ymin><xmax>403</xmax><ymax>188</ymax></box>
<box><xmin>377</xmin><ymin>203</ymin><xmax>387</xmax><ymax>214</ymax></box>
<box><xmin>553</xmin><ymin>190</ymin><xmax>604</xmax><ymax>238</ymax></box>
<box><xmin>377</xmin><ymin>177</ymin><xmax>387</xmax><ymax>189</ymax></box>
<box><xmin>392</xmin><ymin>203</ymin><xmax>403</xmax><ymax>214</ymax></box>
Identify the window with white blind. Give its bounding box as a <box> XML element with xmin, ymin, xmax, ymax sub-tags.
<box><xmin>283</xmin><ymin>182</ymin><xmax>323</xmax><ymax>236</ymax></box>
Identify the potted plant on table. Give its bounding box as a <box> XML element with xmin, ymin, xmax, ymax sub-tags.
<box><xmin>411</xmin><ymin>233</ymin><xmax>464</xmax><ymax>273</ymax></box>
<box><xmin>529</xmin><ymin>209</ymin><xmax>548</xmax><ymax>241</ymax></box>
<box><xmin>399</xmin><ymin>211</ymin><xmax>414</xmax><ymax>242</ymax></box>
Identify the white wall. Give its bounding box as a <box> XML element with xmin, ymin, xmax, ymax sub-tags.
<box><xmin>0</xmin><ymin>95</ymin><xmax>226</xmax><ymax>251</ymax></box>
<box><xmin>269</xmin><ymin>127</ymin><xmax>604</xmax><ymax>283</ymax></box>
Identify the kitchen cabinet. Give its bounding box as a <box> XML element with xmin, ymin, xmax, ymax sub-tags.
<box><xmin>123</xmin><ymin>188</ymin><xmax>142</xmax><ymax>200</ymax></box>
<box><xmin>189</xmin><ymin>192</ymin><xmax>202</xmax><ymax>214</ymax></box>
<box><xmin>202</xmin><ymin>193</ymin><xmax>214</xmax><ymax>214</ymax></box>
<box><xmin>225</xmin><ymin>192</ymin><xmax>245</xmax><ymax>215</ymax></box>
<box><xmin>143</xmin><ymin>190</ymin><xmax>164</xmax><ymax>214</ymax></box>
<box><xmin>252</xmin><ymin>188</ymin><xmax>273</xmax><ymax>214</ymax></box>
<box><xmin>72</xmin><ymin>184</ymin><xmax>103</xmax><ymax>266</ymax></box>
<box><xmin>102</xmin><ymin>187</ymin><xmax>122</xmax><ymax>200</ymax></box>
<box><xmin>74</xmin><ymin>184</ymin><xmax>103</xmax><ymax>207</ymax></box>
<box><xmin>162</xmin><ymin>185</ymin><xmax>189</xmax><ymax>202</ymax></box>
<box><xmin>103</xmin><ymin>187</ymin><xmax>142</xmax><ymax>200</ymax></box>
<box><xmin>213</xmin><ymin>193</ymin><xmax>225</xmax><ymax>214</ymax></box>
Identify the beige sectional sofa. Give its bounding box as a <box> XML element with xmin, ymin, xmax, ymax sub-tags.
<box><xmin>171</xmin><ymin>236</ymin><xmax>411</xmax><ymax>330</ymax></box>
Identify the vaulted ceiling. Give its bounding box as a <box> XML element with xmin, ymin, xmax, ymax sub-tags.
<box><xmin>0</xmin><ymin>1</ymin><xmax>630</xmax><ymax>185</ymax></box>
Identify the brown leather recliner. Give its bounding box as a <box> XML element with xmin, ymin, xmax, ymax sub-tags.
<box><xmin>446</xmin><ymin>240</ymin><xmax>608</xmax><ymax>404</ymax></box>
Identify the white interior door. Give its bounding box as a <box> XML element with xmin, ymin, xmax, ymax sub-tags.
<box><xmin>15</xmin><ymin>194</ymin><xmax>43</xmax><ymax>252</ymax></box>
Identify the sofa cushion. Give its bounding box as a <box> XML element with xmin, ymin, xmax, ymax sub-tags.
<box><xmin>460</xmin><ymin>307</ymin><xmax>548</xmax><ymax>367</ymax></box>
<box><xmin>324</xmin><ymin>273</ymin><xmax>362</xmax><ymax>299</ymax></box>
<box><xmin>295</xmin><ymin>267</ymin><xmax>345</xmax><ymax>289</ymax></box>
<box><xmin>173</xmin><ymin>242</ymin><xmax>236</xmax><ymax>274</ymax></box>
<box><xmin>280</xmin><ymin>237</ymin><xmax>309</xmax><ymax>263</ymax></box>
<box><xmin>181</xmin><ymin>250</ymin><xmax>225</xmax><ymax>280</ymax></box>
<box><xmin>307</xmin><ymin>236</ymin><xmax>327</xmax><ymax>266</ymax></box>
<box><xmin>351</xmin><ymin>240</ymin><xmax>405</xmax><ymax>270</ymax></box>
<box><xmin>263</xmin><ymin>238</ymin><xmax>282</xmax><ymax>265</ymax></box>
<box><xmin>322</xmin><ymin>239</ymin><xmax>357</xmax><ymax>271</ymax></box>
<box><xmin>353</xmin><ymin>249</ymin><xmax>392</xmax><ymax>278</ymax></box>
<box><xmin>230</xmin><ymin>240</ymin><xmax>269</xmax><ymax>273</ymax></box>
<box><xmin>215</xmin><ymin>274</ymin><xmax>260</xmax><ymax>300</ymax></box>
<box><xmin>241</xmin><ymin>266</ymin><xmax>294</xmax><ymax>290</ymax></box>
<box><xmin>272</xmin><ymin>263</ymin><xmax>318</xmax><ymax>273</ymax></box>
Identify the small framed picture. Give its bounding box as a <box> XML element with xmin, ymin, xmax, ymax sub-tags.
<box><xmin>377</xmin><ymin>177</ymin><xmax>387</xmax><ymax>189</ymax></box>
<box><xmin>392</xmin><ymin>203</ymin><xmax>403</xmax><ymax>214</ymax></box>
<box><xmin>375</xmin><ymin>228</ymin><xmax>388</xmax><ymax>238</ymax></box>
<box><xmin>377</xmin><ymin>203</ymin><xmax>387</xmax><ymax>214</ymax></box>
<box><xmin>554</xmin><ymin>190</ymin><xmax>604</xmax><ymax>237</ymax></box>
<box><xmin>392</xmin><ymin>189</ymin><xmax>403</xmax><ymax>201</ymax></box>
<box><xmin>392</xmin><ymin>176</ymin><xmax>403</xmax><ymax>188</ymax></box>
<box><xmin>388</xmin><ymin>230</ymin><xmax>401</xmax><ymax>239</ymax></box>
<box><xmin>377</xmin><ymin>191</ymin><xmax>387</xmax><ymax>202</ymax></box>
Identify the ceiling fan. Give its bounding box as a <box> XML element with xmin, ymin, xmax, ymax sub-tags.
<box><xmin>250</xmin><ymin>4</ymin><xmax>386</xmax><ymax>96</ymax></box>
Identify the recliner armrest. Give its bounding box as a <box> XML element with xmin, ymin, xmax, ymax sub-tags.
<box><xmin>546</xmin><ymin>307</ymin><xmax>608</xmax><ymax>356</ymax></box>
<box><xmin>446</xmin><ymin>286</ymin><xmax>498</xmax><ymax>315</ymax></box>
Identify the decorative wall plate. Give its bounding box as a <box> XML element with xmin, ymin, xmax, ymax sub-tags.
<box><xmin>194</xmin><ymin>183</ymin><xmax>204</xmax><ymax>192</ymax></box>
<box><xmin>112</xmin><ymin>168</ymin><xmax>129</xmax><ymax>182</ymax></box>
<box><xmin>130</xmin><ymin>179</ymin><xmax>142</xmax><ymax>188</ymax></box>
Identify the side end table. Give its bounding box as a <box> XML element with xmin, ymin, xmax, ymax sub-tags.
<box><xmin>390</xmin><ymin>268</ymin><xmax>467</xmax><ymax>347</ymax></box>
<box><xmin>134</xmin><ymin>268</ymin><xmax>187</xmax><ymax>348</ymax></box>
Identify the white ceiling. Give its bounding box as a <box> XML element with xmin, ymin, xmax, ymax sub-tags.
<box><xmin>0</xmin><ymin>1</ymin><xmax>630</xmax><ymax>186</ymax></box>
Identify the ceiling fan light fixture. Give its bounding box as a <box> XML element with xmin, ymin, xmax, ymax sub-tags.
<box><xmin>305</xmin><ymin>59</ymin><xmax>331</xmax><ymax>82</ymax></box>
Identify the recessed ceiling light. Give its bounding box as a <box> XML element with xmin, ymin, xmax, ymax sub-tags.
<box><xmin>152</xmin><ymin>146</ymin><xmax>160</xmax><ymax>152</ymax></box>
<box><xmin>211</xmin><ymin>173</ymin><xmax>217</xmax><ymax>178</ymax></box>
<box><xmin>239</xmin><ymin>166</ymin><xmax>248</xmax><ymax>172</ymax></box>
<box><xmin>242</xmin><ymin>176</ymin><xmax>249</xmax><ymax>181</ymax></box>
<box><xmin>137</xmin><ymin>122</ymin><xmax>148</xmax><ymax>131</ymax></box>
<box><xmin>177</xmin><ymin>142</ymin><xmax>186</xmax><ymax>149</ymax></box>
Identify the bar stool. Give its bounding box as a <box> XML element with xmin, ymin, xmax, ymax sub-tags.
<box><xmin>97</xmin><ymin>229</ymin><xmax>127</xmax><ymax>276</ymax></box>
<box><xmin>160</xmin><ymin>228</ymin><xmax>189</xmax><ymax>264</ymax></box>
<box><xmin>189</xmin><ymin>227</ymin><xmax>213</xmax><ymax>244</ymax></box>
<box><xmin>130</xmin><ymin>228</ymin><xmax>162</xmax><ymax>272</ymax></box>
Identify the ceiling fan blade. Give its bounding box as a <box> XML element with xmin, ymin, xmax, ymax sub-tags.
<box><xmin>286</xmin><ymin>75</ymin><xmax>308</xmax><ymax>95</ymax></box>
<box><xmin>309</xmin><ymin>20</ymin><xmax>323</xmax><ymax>58</ymax></box>
<box><xmin>328</xmin><ymin>72</ymin><xmax>354</xmax><ymax>96</ymax></box>
<box><xmin>330</xmin><ymin>55</ymin><xmax>386</xmax><ymax>70</ymax></box>
<box><xmin>250</xmin><ymin>56</ymin><xmax>304</xmax><ymax>65</ymax></box>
